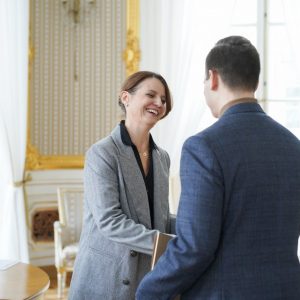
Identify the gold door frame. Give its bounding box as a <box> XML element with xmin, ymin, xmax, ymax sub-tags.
<box><xmin>26</xmin><ymin>0</ymin><xmax>140</xmax><ymax>170</ymax></box>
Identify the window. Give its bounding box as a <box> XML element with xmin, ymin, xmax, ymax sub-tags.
<box><xmin>140</xmin><ymin>0</ymin><xmax>300</xmax><ymax>176</ymax></box>
<box><xmin>265</xmin><ymin>0</ymin><xmax>300</xmax><ymax>138</ymax></box>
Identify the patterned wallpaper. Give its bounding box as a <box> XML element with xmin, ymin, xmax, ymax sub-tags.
<box><xmin>29</xmin><ymin>0</ymin><xmax>126</xmax><ymax>158</ymax></box>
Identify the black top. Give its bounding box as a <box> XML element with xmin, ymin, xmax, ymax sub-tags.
<box><xmin>119</xmin><ymin>121</ymin><xmax>156</xmax><ymax>227</ymax></box>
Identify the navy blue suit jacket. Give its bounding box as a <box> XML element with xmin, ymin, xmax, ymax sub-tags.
<box><xmin>136</xmin><ymin>102</ymin><xmax>300</xmax><ymax>300</ymax></box>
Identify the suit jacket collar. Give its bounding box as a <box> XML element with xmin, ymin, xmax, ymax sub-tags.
<box><xmin>221</xmin><ymin>100</ymin><xmax>264</xmax><ymax>119</ymax></box>
<box><xmin>110</xmin><ymin>125</ymin><xmax>166</xmax><ymax>230</ymax></box>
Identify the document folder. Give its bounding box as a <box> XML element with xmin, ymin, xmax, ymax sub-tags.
<box><xmin>151</xmin><ymin>232</ymin><xmax>180</xmax><ymax>299</ymax></box>
<box><xmin>151</xmin><ymin>232</ymin><xmax>175</xmax><ymax>270</ymax></box>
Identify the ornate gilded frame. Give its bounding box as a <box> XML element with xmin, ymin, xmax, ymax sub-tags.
<box><xmin>26</xmin><ymin>0</ymin><xmax>140</xmax><ymax>170</ymax></box>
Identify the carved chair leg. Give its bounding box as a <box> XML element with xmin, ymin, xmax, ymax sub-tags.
<box><xmin>57</xmin><ymin>270</ymin><xmax>66</xmax><ymax>298</ymax></box>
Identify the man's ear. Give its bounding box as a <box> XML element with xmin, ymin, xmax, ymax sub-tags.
<box><xmin>209</xmin><ymin>70</ymin><xmax>219</xmax><ymax>90</ymax></box>
<box><xmin>120</xmin><ymin>91</ymin><xmax>129</xmax><ymax>106</ymax></box>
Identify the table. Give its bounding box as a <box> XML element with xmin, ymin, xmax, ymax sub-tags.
<box><xmin>0</xmin><ymin>262</ymin><xmax>50</xmax><ymax>299</ymax></box>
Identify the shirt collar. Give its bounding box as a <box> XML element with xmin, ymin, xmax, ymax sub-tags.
<box><xmin>119</xmin><ymin>120</ymin><xmax>158</xmax><ymax>150</ymax></box>
<box><xmin>219</xmin><ymin>97</ymin><xmax>258</xmax><ymax>117</ymax></box>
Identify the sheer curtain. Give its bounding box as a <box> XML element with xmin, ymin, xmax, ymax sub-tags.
<box><xmin>140</xmin><ymin>0</ymin><xmax>238</xmax><ymax>211</ymax></box>
<box><xmin>0</xmin><ymin>0</ymin><xmax>29</xmax><ymax>262</ymax></box>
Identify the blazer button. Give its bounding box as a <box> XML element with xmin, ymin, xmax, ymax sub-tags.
<box><xmin>122</xmin><ymin>279</ymin><xmax>130</xmax><ymax>285</ymax></box>
<box><xmin>130</xmin><ymin>250</ymin><xmax>137</xmax><ymax>257</ymax></box>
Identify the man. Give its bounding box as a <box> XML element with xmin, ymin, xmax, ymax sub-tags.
<box><xmin>136</xmin><ymin>36</ymin><xmax>300</xmax><ymax>299</ymax></box>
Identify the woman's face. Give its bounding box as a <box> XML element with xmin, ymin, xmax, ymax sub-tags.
<box><xmin>122</xmin><ymin>77</ymin><xmax>167</xmax><ymax>128</ymax></box>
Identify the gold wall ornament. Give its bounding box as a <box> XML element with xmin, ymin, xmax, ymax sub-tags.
<box><xmin>123</xmin><ymin>29</ymin><xmax>141</xmax><ymax>77</ymax></box>
<box><xmin>26</xmin><ymin>143</ymin><xmax>41</xmax><ymax>170</ymax></box>
<box><xmin>26</xmin><ymin>141</ymin><xmax>84</xmax><ymax>170</ymax></box>
<box><xmin>61</xmin><ymin>0</ymin><xmax>96</xmax><ymax>24</ymax></box>
<box><xmin>124</xmin><ymin>0</ymin><xmax>140</xmax><ymax>76</ymax></box>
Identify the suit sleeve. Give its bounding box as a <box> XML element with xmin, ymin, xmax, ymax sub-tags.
<box><xmin>136</xmin><ymin>135</ymin><xmax>224</xmax><ymax>299</ymax></box>
<box><xmin>84</xmin><ymin>144</ymin><xmax>158</xmax><ymax>255</ymax></box>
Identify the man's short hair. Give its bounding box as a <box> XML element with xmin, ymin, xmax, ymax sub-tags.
<box><xmin>205</xmin><ymin>36</ymin><xmax>260</xmax><ymax>92</ymax></box>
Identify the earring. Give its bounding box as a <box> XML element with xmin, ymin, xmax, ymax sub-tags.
<box><xmin>126</xmin><ymin>103</ymin><xmax>129</xmax><ymax>107</ymax></box>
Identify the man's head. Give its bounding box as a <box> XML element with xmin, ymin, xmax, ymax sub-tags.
<box><xmin>204</xmin><ymin>36</ymin><xmax>260</xmax><ymax>117</ymax></box>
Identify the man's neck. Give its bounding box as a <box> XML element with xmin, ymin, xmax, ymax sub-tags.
<box><xmin>219</xmin><ymin>97</ymin><xmax>257</xmax><ymax>117</ymax></box>
<box><xmin>216</xmin><ymin>90</ymin><xmax>255</xmax><ymax>117</ymax></box>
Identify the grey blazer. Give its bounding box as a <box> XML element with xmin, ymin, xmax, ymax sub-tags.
<box><xmin>68</xmin><ymin>124</ymin><xmax>172</xmax><ymax>300</ymax></box>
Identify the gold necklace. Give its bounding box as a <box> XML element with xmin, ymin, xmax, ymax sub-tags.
<box><xmin>139</xmin><ymin>151</ymin><xmax>149</xmax><ymax>158</ymax></box>
<box><xmin>139</xmin><ymin>151</ymin><xmax>150</xmax><ymax>160</ymax></box>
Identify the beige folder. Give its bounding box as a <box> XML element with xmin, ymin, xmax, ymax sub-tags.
<box><xmin>151</xmin><ymin>232</ymin><xmax>180</xmax><ymax>300</ymax></box>
<box><xmin>151</xmin><ymin>232</ymin><xmax>175</xmax><ymax>270</ymax></box>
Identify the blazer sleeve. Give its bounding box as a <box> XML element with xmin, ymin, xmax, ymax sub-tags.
<box><xmin>84</xmin><ymin>144</ymin><xmax>158</xmax><ymax>255</ymax></box>
<box><xmin>136</xmin><ymin>134</ymin><xmax>224</xmax><ymax>299</ymax></box>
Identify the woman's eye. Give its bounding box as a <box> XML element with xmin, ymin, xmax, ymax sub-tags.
<box><xmin>147</xmin><ymin>94</ymin><xmax>154</xmax><ymax>98</ymax></box>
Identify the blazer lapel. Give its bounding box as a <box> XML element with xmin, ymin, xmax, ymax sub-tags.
<box><xmin>152</xmin><ymin>148</ymin><xmax>169</xmax><ymax>232</ymax></box>
<box><xmin>110</xmin><ymin>126</ymin><xmax>152</xmax><ymax>229</ymax></box>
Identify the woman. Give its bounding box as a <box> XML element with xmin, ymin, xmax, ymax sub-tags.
<box><xmin>69</xmin><ymin>71</ymin><xmax>174</xmax><ymax>299</ymax></box>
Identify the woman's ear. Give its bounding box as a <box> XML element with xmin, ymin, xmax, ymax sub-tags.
<box><xmin>120</xmin><ymin>91</ymin><xmax>129</xmax><ymax>106</ymax></box>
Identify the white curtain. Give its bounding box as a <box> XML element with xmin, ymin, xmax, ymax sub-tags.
<box><xmin>140</xmin><ymin>0</ymin><xmax>240</xmax><ymax>211</ymax></box>
<box><xmin>0</xmin><ymin>0</ymin><xmax>29</xmax><ymax>262</ymax></box>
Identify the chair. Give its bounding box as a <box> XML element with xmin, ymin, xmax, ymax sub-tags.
<box><xmin>54</xmin><ymin>187</ymin><xmax>84</xmax><ymax>298</ymax></box>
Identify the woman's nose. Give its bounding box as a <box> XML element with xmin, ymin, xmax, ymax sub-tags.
<box><xmin>153</xmin><ymin>96</ymin><xmax>163</xmax><ymax>106</ymax></box>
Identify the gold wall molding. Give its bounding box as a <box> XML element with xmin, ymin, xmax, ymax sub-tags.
<box><xmin>26</xmin><ymin>143</ymin><xmax>84</xmax><ymax>170</ymax></box>
<box><xmin>123</xmin><ymin>0</ymin><xmax>140</xmax><ymax>76</ymax></box>
<box><xmin>26</xmin><ymin>0</ymin><xmax>140</xmax><ymax>170</ymax></box>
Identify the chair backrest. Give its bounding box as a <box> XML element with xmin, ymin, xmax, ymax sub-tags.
<box><xmin>57</xmin><ymin>187</ymin><xmax>84</xmax><ymax>245</ymax></box>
